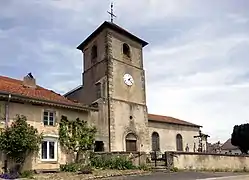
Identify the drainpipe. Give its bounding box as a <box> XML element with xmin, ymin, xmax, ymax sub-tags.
<box><xmin>5</xmin><ymin>94</ymin><xmax>11</xmax><ymax>128</ymax></box>
<box><xmin>3</xmin><ymin>94</ymin><xmax>11</xmax><ymax>173</ymax></box>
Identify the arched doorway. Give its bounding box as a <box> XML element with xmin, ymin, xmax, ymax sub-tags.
<box><xmin>125</xmin><ymin>133</ymin><xmax>137</xmax><ymax>152</ymax></box>
<box><xmin>152</xmin><ymin>132</ymin><xmax>160</xmax><ymax>151</ymax></box>
<box><xmin>176</xmin><ymin>134</ymin><xmax>183</xmax><ymax>151</ymax></box>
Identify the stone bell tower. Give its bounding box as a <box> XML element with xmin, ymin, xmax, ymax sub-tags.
<box><xmin>76</xmin><ymin>21</ymin><xmax>149</xmax><ymax>152</ymax></box>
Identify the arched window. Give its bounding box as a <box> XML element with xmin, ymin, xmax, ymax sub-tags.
<box><xmin>176</xmin><ymin>134</ymin><xmax>183</xmax><ymax>151</ymax></box>
<box><xmin>122</xmin><ymin>43</ymin><xmax>130</xmax><ymax>58</ymax></box>
<box><xmin>125</xmin><ymin>133</ymin><xmax>137</xmax><ymax>152</ymax></box>
<box><xmin>152</xmin><ymin>132</ymin><xmax>160</xmax><ymax>151</ymax></box>
<box><xmin>91</xmin><ymin>45</ymin><xmax>97</xmax><ymax>60</ymax></box>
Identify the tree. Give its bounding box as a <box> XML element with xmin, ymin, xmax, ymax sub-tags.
<box><xmin>0</xmin><ymin>115</ymin><xmax>42</xmax><ymax>165</ymax></box>
<box><xmin>59</xmin><ymin>116</ymin><xmax>97</xmax><ymax>162</ymax></box>
<box><xmin>231</xmin><ymin>123</ymin><xmax>249</xmax><ymax>154</ymax></box>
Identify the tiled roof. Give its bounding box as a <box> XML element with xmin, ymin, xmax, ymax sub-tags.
<box><xmin>221</xmin><ymin>138</ymin><xmax>239</xmax><ymax>150</ymax></box>
<box><xmin>0</xmin><ymin>75</ymin><xmax>90</xmax><ymax>110</ymax></box>
<box><xmin>148</xmin><ymin>113</ymin><xmax>202</xmax><ymax>127</ymax></box>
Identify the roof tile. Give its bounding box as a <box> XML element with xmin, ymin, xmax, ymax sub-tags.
<box><xmin>0</xmin><ymin>75</ymin><xmax>80</xmax><ymax>107</ymax></box>
<box><xmin>148</xmin><ymin>113</ymin><xmax>201</xmax><ymax>127</ymax></box>
<box><xmin>221</xmin><ymin>138</ymin><xmax>239</xmax><ymax>150</ymax></box>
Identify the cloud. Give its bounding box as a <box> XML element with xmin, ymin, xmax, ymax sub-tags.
<box><xmin>0</xmin><ymin>0</ymin><xmax>249</xmax><ymax>143</ymax></box>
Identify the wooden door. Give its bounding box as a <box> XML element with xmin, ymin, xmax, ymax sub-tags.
<box><xmin>126</xmin><ymin>140</ymin><xmax>137</xmax><ymax>152</ymax></box>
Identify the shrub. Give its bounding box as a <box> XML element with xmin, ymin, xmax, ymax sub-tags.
<box><xmin>59</xmin><ymin>116</ymin><xmax>97</xmax><ymax>163</ymax></box>
<box><xmin>20</xmin><ymin>170</ymin><xmax>34</xmax><ymax>178</ymax></box>
<box><xmin>90</xmin><ymin>155</ymin><xmax>135</xmax><ymax>170</ymax></box>
<box><xmin>0</xmin><ymin>173</ymin><xmax>19</xmax><ymax>179</ymax></box>
<box><xmin>79</xmin><ymin>165</ymin><xmax>93</xmax><ymax>174</ymax></box>
<box><xmin>60</xmin><ymin>163</ymin><xmax>81</xmax><ymax>172</ymax></box>
<box><xmin>137</xmin><ymin>164</ymin><xmax>151</xmax><ymax>171</ymax></box>
<box><xmin>0</xmin><ymin>115</ymin><xmax>42</xmax><ymax>166</ymax></box>
<box><xmin>170</xmin><ymin>167</ymin><xmax>179</xmax><ymax>172</ymax></box>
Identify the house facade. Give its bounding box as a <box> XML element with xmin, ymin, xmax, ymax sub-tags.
<box><xmin>0</xmin><ymin>74</ymin><xmax>98</xmax><ymax>170</ymax></box>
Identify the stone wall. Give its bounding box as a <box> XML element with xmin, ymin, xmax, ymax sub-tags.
<box><xmin>165</xmin><ymin>151</ymin><xmax>249</xmax><ymax>171</ymax></box>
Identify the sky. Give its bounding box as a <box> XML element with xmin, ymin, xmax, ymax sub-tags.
<box><xmin>1</xmin><ymin>0</ymin><xmax>249</xmax><ymax>143</ymax></box>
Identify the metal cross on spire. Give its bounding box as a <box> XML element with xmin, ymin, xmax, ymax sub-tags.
<box><xmin>107</xmin><ymin>2</ymin><xmax>116</xmax><ymax>23</ymax></box>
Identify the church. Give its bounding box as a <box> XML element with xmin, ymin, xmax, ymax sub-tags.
<box><xmin>64</xmin><ymin>21</ymin><xmax>205</xmax><ymax>153</ymax></box>
<box><xmin>0</xmin><ymin>21</ymin><xmax>206</xmax><ymax>168</ymax></box>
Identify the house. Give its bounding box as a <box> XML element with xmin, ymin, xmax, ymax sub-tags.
<box><xmin>0</xmin><ymin>74</ymin><xmax>98</xmax><ymax>170</ymax></box>
<box><xmin>221</xmin><ymin>138</ymin><xmax>241</xmax><ymax>155</ymax></box>
<box><xmin>207</xmin><ymin>141</ymin><xmax>223</xmax><ymax>153</ymax></box>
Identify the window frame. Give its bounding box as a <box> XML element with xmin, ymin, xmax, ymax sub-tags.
<box><xmin>152</xmin><ymin>132</ymin><xmax>160</xmax><ymax>152</ymax></box>
<box><xmin>176</xmin><ymin>134</ymin><xmax>183</xmax><ymax>151</ymax></box>
<box><xmin>125</xmin><ymin>133</ymin><xmax>137</xmax><ymax>152</ymax></box>
<box><xmin>91</xmin><ymin>45</ymin><xmax>98</xmax><ymax>62</ymax></box>
<box><xmin>40</xmin><ymin>137</ymin><xmax>58</xmax><ymax>162</ymax></box>
<box><xmin>122</xmin><ymin>43</ymin><xmax>131</xmax><ymax>58</ymax></box>
<box><xmin>43</xmin><ymin>110</ymin><xmax>56</xmax><ymax>126</ymax></box>
<box><xmin>95</xmin><ymin>82</ymin><xmax>101</xmax><ymax>99</ymax></box>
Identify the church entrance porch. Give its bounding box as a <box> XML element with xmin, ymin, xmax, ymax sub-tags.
<box><xmin>125</xmin><ymin>133</ymin><xmax>137</xmax><ymax>152</ymax></box>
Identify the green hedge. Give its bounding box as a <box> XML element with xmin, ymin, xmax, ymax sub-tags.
<box><xmin>90</xmin><ymin>154</ymin><xmax>135</xmax><ymax>170</ymax></box>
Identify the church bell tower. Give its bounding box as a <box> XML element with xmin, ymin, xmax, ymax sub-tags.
<box><xmin>77</xmin><ymin>20</ymin><xmax>149</xmax><ymax>152</ymax></box>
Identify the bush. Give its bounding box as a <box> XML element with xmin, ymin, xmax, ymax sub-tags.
<box><xmin>137</xmin><ymin>164</ymin><xmax>150</xmax><ymax>171</ymax></box>
<box><xmin>170</xmin><ymin>167</ymin><xmax>179</xmax><ymax>172</ymax></box>
<box><xmin>60</xmin><ymin>163</ymin><xmax>81</xmax><ymax>172</ymax></box>
<box><xmin>0</xmin><ymin>173</ymin><xmax>19</xmax><ymax>179</ymax></box>
<box><xmin>90</xmin><ymin>155</ymin><xmax>135</xmax><ymax>170</ymax></box>
<box><xmin>79</xmin><ymin>165</ymin><xmax>93</xmax><ymax>174</ymax></box>
<box><xmin>0</xmin><ymin>170</ymin><xmax>34</xmax><ymax>179</ymax></box>
<box><xmin>0</xmin><ymin>115</ymin><xmax>42</xmax><ymax>165</ymax></box>
<box><xmin>20</xmin><ymin>170</ymin><xmax>34</xmax><ymax>178</ymax></box>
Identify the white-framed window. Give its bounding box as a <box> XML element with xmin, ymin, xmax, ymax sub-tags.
<box><xmin>41</xmin><ymin>137</ymin><xmax>58</xmax><ymax>161</ymax></box>
<box><xmin>43</xmin><ymin>110</ymin><xmax>55</xmax><ymax>126</ymax></box>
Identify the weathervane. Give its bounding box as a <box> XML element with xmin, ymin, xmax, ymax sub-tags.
<box><xmin>107</xmin><ymin>2</ymin><xmax>116</xmax><ymax>23</ymax></box>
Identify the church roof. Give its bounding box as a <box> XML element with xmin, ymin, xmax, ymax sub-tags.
<box><xmin>77</xmin><ymin>21</ymin><xmax>148</xmax><ymax>50</ymax></box>
<box><xmin>0</xmin><ymin>75</ymin><xmax>96</xmax><ymax>111</ymax></box>
<box><xmin>148</xmin><ymin>114</ymin><xmax>202</xmax><ymax>128</ymax></box>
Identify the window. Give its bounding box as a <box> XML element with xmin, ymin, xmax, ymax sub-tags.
<box><xmin>91</xmin><ymin>45</ymin><xmax>97</xmax><ymax>60</ymax></box>
<box><xmin>94</xmin><ymin>141</ymin><xmax>104</xmax><ymax>152</ymax></box>
<box><xmin>152</xmin><ymin>132</ymin><xmax>160</xmax><ymax>151</ymax></box>
<box><xmin>96</xmin><ymin>82</ymin><xmax>101</xmax><ymax>99</ymax></box>
<box><xmin>176</xmin><ymin>134</ymin><xmax>183</xmax><ymax>151</ymax></box>
<box><xmin>125</xmin><ymin>133</ymin><xmax>137</xmax><ymax>152</ymax></box>
<box><xmin>43</xmin><ymin>111</ymin><xmax>55</xmax><ymax>126</ymax></box>
<box><xmin>41</xmin><ymin>138</ymin><xmax>57</xmax><ymax>161</ymax></box>
<box><xmin>122</xmin><ymin>43</ymin><xmax>130</xmax><ymax>58</ymax></box>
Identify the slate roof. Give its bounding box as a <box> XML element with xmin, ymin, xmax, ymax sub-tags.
<box><xmin>148</xmin><ymin>114</ymin><xmax>202</xmax><ymax>128</ymax></box>
<box><xmin>0</xmin><ymin>75</ymin><xmax>95</xmax><ymax>111</ymax></box>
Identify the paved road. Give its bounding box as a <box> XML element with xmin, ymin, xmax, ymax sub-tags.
<box><xmin>102</xmin><ymin>172</ymin><xmax>249</xmax><ymax>180</ymax></box>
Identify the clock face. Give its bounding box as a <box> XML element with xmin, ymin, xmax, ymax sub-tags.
<box><xmin>123</xmin><ymin>74</ymin><xmax>134</xmax><ymax>86</ymax></box>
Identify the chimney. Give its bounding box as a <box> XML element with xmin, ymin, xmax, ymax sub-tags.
<box><xmin>23</xmin><ymin>73</ymin><xmax>36</xmax><ymax>89</ymax></box>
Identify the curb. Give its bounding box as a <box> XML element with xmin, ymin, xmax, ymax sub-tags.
<box><xmin>87</xmin><ymin>171</ymin><xmax>151</xmax><ymax>179</ymax></box>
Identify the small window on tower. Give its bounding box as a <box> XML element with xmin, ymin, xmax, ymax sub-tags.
<box><xmin>123</xmin><ymin>43</ymin><xmax>131</xmax><ymax>58</ymax></box>
<box><xmin>96</xmin><ymin>82</ymin><xmax>101</xmax><ymax>99</ymax></box>
<box><xmin>91</xmin><ymin>45</ymin><xmax>97</xmax><ymax>61</ymax></box>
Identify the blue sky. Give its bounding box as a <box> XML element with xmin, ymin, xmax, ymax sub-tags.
<box><xmin>1</xmin><ymin>0</ymin><xmax>249</xmax><ymax>143</ymax></box>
